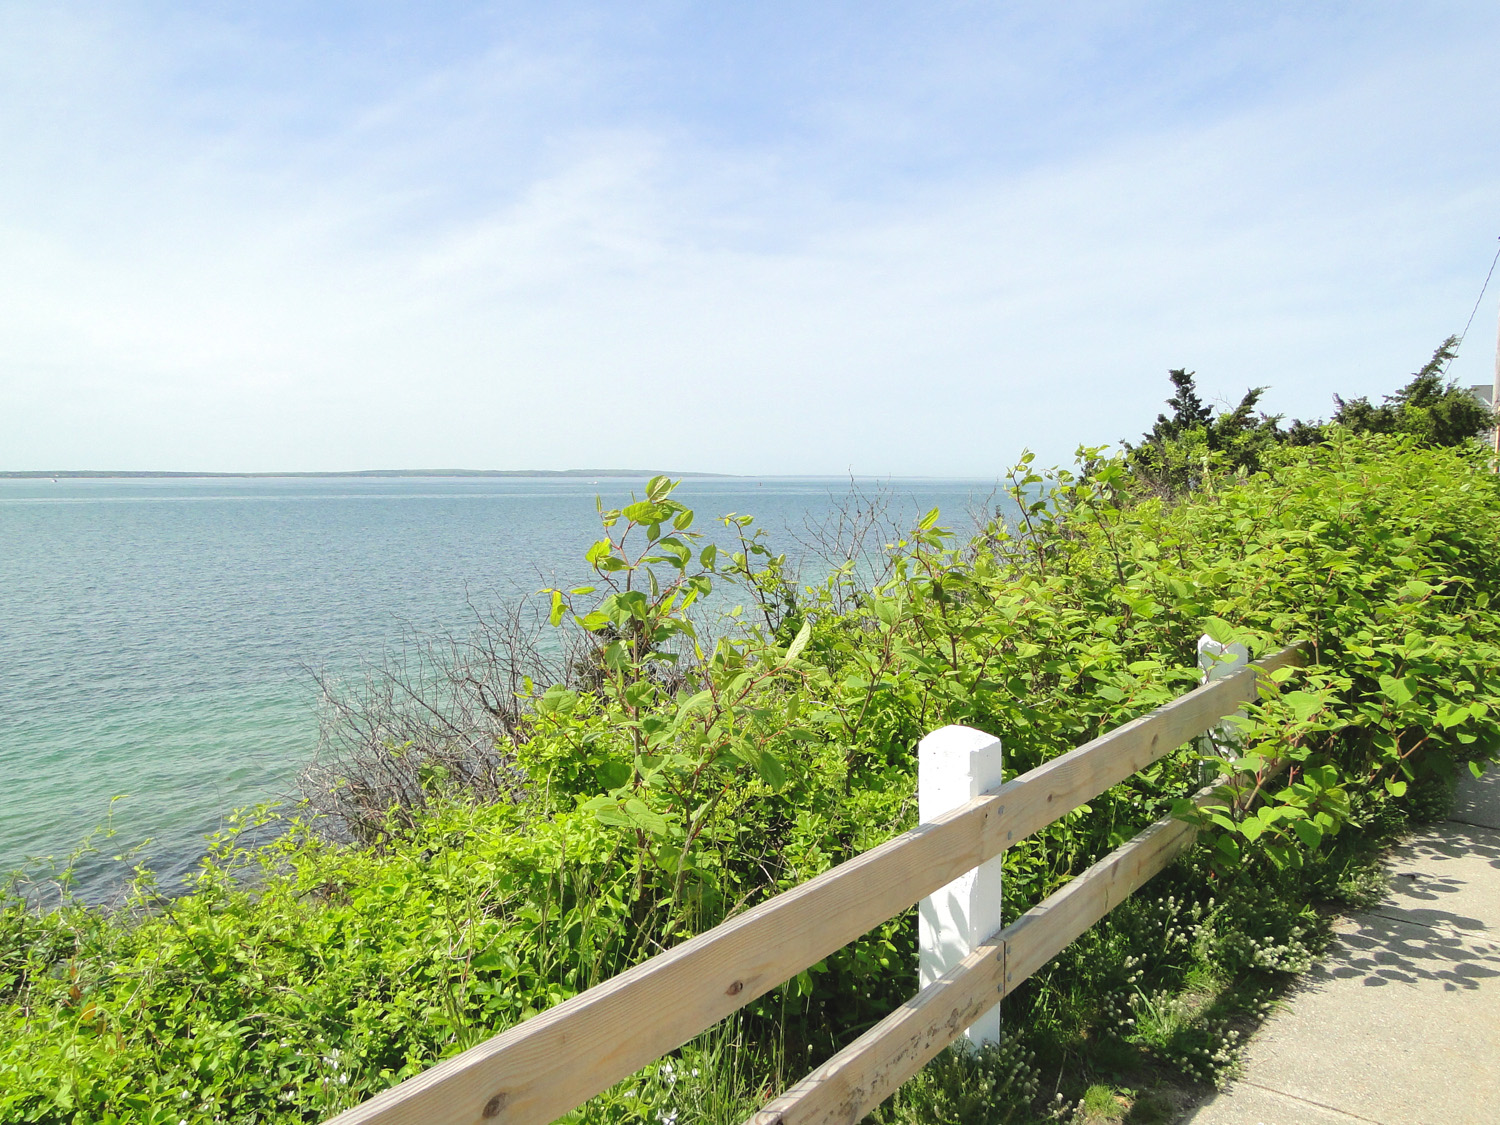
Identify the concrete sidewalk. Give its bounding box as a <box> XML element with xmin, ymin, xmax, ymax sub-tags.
<box><xmin>1182</xmin><ymin>767</ymin><xmax>1500</xmax><ymax>1125</ymax></box>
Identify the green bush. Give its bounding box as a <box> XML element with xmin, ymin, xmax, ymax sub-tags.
<box><xmin>4</xmin><ymin>431</ymin><xmax>1499</xmax><ymax>1124</ymax></box>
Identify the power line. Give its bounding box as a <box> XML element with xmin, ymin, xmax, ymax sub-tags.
<box><xmin>1450</xmin><ymin>236</ymin><xmax>1500</xmax><ymax>369</ymax></box>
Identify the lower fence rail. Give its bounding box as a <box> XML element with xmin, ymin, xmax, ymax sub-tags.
<box><xmin>325</xmin><ymin>641</ymin><xmax>1308</xmax><ymax>1125</ymax></box>
<box><xmin>748</xmin><ymin>776</ymin><xmax>1244</xmax><ymax>1125</ymax></box>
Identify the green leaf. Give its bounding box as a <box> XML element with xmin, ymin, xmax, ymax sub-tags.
<box><xmin>624</xmin><ymin>500</ymin><xmax>668</xmax><ymax>525</ymax></box>
<box><xmin>538</xmin><ymin>686</ymin><xmax>577</xmax><ymax>715</ymax></box>
<box><xmin>471</xmin><ymin>950</ymin><xmax>516</xmax><ymax>975</ymax></box>
<box><xmin>1291</xmin><ymin>819</ymin><xmax>1323</xmax><ymax>850</ymax></box>
<box><xmin>1384</xmin><ymin>778</ymin><xmax>1408</xmax><ymax>797</ymax></box>
<box><xmin>1281</xmin><ymin>691</ymin><xmax>1323</xmax><ymax>722</ymax></box>
<box><xmin>1169</xmin><ymin>799</ymin><xmax>1206</xmax><ymax>821</ymax></box>
<box><xmin>1435</xmin><ymin>703</ymin><xmax>1467</xmax><ymax>730</ymax></box>
<box><xmin>623</xmin><ymin>799</ymin><xmax>670</xmax><ymax>836</ymax></box>
<box><xmin>612</xmin><ymin>590</ymin><xmax>649</xmax><ymax>621</ymax></box>
<box><xmin>1213</xmin><ymin>835</ymin><xmax>1241</xmax><ymax>863</ymax></box>
<box><xmin>1263</xmin><ymin>843</ymin><xmax>1293</xmax><ymax>870</ymax></box>
<box><xmin>1378</xmin><ymin>674</ymin><xmax>1416</xmax><ymax>707</ymax></box>
<box><xmin>1306</xmin><ymin>763</ymin><xmax>1338</xmax><ymax>789</ymax></box>
<box><xmin>1202</xmin><ymin>617</ymin><xmax>1238</xmax><ymax>644</ymax></box>
<box><xmin>649</xmin><ymin>539</ymin><xmax>692</xmax><ymax>568</ymax></box>
<box><xmin>756</xmin><ymin>751</ymin><xmax>786</xmax><ymax>790</ymax></box>
<box><xmin>596</xmin><ymin>761</ymin><xmax>632</xmax><ymax>790</ymax></box>
<box><xmin>675</xmin><ymin>689</ymin><xmax>714</xmax><ymax>723</ymax></box>
<box><xmin>593</xmin><ymin>806</ymin><xmax>634</xmax><ymax>828</ymax></box>
<box><xmin>783</xmin><ymin>619</ymin><xmax>813</xmax><ymax>665</ymax></box>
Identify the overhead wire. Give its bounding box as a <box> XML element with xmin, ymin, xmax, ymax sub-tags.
<box><xmin>1444</xmin><ymin>235</ymin><xmax>1500</xmax><ymax>376</ymax></box>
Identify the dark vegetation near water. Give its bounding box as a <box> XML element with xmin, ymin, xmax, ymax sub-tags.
<box><xmin>4</xmin><ymin>342</ymin><xmax>1499</xmax><ymax>1124</ymax></box>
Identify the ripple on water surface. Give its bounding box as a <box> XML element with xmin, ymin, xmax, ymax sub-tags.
<box><xmin>0</xmin><ymin>474</ymin><xmax>999</xmax><ymax>900</ymax></box>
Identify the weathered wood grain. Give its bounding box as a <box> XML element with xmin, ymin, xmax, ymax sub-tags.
<box><xmin>324</xmin><ymin>786</ymin><xmax>1010</xmax><ymax>1125</ymax></box>
<box><xmin>747</xmin><ymin>789</ymin><xmax>1217</xmax><ymax>1125</ymax></box>
<box><xmin>981</xmin><ymin>642</ymin><xmax>1306</xmax><ymax>853</ymax></box>
<box><xmin>326</xmin><ymin>644</ymin><xmax>1307</xmax><ymax>1125</ymax></box>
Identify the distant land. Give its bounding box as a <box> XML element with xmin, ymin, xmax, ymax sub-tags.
<box><xmin>0</xmin><ymin>469</ymin><xmax>735</xmax><ymax>479</ymax></box>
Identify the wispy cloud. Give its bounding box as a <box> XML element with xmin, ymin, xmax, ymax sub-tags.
<box><xmin>3</xmin><ymin>2</ymin><xmax>1498</xmax><ymax>473</ymax></box>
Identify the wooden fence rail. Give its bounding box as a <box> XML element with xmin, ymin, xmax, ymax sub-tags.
<box><xmin>327</xmin><ymin>642</ymin><xmax>1309</xmax><ymax>1125</ymax></box>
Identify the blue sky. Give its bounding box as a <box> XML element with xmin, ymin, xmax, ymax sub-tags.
<box><xmin>3</xmin><ymin>2</ymin><xmax>1499</xmax><ymax>475</ymax></box>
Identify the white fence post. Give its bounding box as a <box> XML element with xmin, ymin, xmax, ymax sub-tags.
<box><xmin>918</xmin><ymin>724</ymin><xmax>1004</xmax><ymax>1047</ymax></box>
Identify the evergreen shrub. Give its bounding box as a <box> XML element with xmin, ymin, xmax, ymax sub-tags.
<box><xmin>4</xmin><ymin>431</ymin><xmax>1499</xmax><ymax>1123</ymax></box>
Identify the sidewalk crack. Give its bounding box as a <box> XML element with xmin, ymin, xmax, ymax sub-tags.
<box><xmin>1446</xmin><ymin>815</ymin><xmax>1500</xmax><ymax>831</ymax></box>
<box><xmin>1355</xmin><ymin>906</ymin><xmax>1495</xmax><ymax>941</ymax></box>
<box><xmin>1236</xmin><ymin>1080</ymin><xmax>1390</xmax><ymax>1123</ymax></box>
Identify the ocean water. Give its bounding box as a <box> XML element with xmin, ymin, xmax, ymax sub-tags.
<box><xmin>0</xmin><ymin>474</ymin><xmax>1000</xmax><ymax>899</ymax></box>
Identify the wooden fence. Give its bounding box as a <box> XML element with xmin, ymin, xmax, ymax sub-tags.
<box><xmin>327</xmin><ymin>642</ymin><xmax>1309</xmax><ymax>1125</ymax></box>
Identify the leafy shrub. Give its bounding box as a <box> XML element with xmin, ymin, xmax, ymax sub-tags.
<box><xmin>5</xmin><ymin>432</ymin><xmax>1500</xmax><ymax>1123</ymax></box>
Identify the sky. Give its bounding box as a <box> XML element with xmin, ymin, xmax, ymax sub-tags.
<box><xmin>3</xmin><ymin>2</ymin><xmax>1499</xmax><ymax>476</ymax></box>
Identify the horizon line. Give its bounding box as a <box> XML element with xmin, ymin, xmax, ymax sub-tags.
<box><xmin>0</xmin><ymin>469</ymin><xmax>1000</xmax><ymax>482</ymax></box>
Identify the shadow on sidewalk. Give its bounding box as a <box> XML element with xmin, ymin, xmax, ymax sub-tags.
<box><xmin>1395</xmin><ymin>823</ymin><xmax>1500</xmax><ymax>868</ymax></box>
<box><xmin>1322</xmin><ymin>912</ymin><xmax>1500</xmax><ymax>990</ymax></box>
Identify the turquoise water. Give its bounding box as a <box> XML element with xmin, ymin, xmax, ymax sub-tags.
<box><xmin>1</xmin><ymin>475</ymin><xmax>998</xmax><ymax>899</ymax></box>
